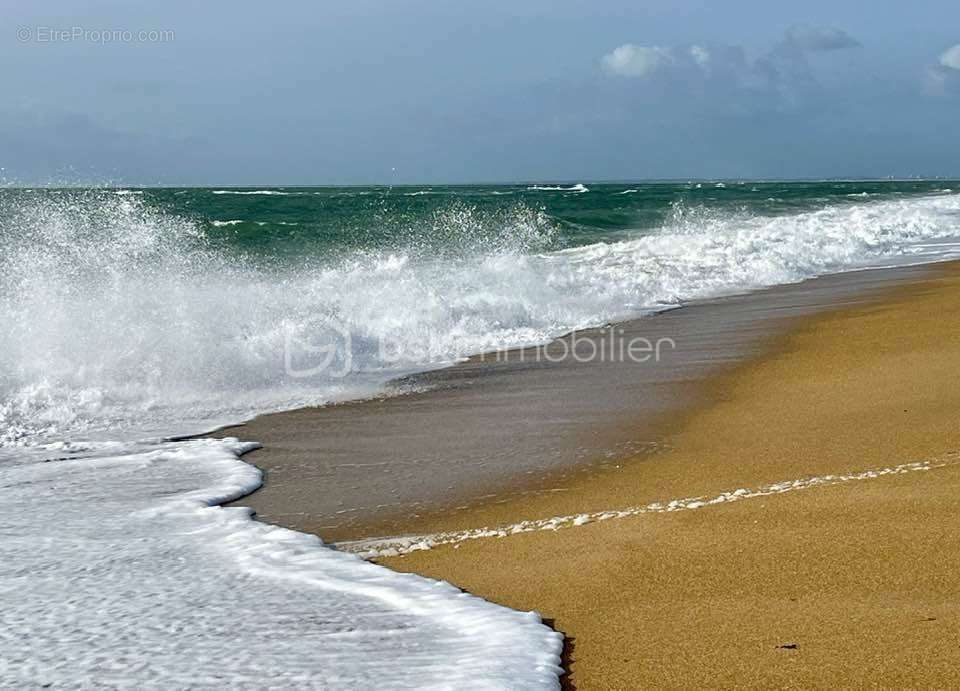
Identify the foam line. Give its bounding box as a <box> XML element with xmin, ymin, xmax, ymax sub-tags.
<box><xmin>337</xmin><ymin>456</ymin><xmax>957</xmax><ymax>558</ymax></box>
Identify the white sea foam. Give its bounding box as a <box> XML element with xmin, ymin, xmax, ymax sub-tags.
<box><xmin>210</xmin><ymin>219</ymin><xmax>244</xmax><ymax>226</ymax></box>
<box><xmin>0</xmin><ymin>438</ymin><xmax>563</xmax><ymax>687</ymax></box>
<box><xmin>211</xmin><ymin>190</ymin><xmax>300</xmax><ymax>196</ymax></box>
<box><xmin>339</xmin><ymin>457</ymin><xmax>955</xmax><ymax>558</ymax></box>
<box><xmin>0</xmin><ymin>192</ymin><xmax>569</xmax><ymax>686</ymax></box>
<box><xmin>527</xmin><ymin>183</ymin><xmax>589</xmax><ymax>193</ymax></box>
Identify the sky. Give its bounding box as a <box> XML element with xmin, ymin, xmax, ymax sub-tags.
<box><xmin>2</xmin><ymin>0</ymin><xmax>959</xmax><ymax>185</ymax></box>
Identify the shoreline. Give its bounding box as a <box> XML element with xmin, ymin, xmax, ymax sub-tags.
<box><xmin>221</xmin><ymin>262</ymin><xmax>934</xmax><ymax>543</ymax></box>
<box><xmin>377</xmin><ymin>261</ymin><xmax>960</xmax><ymax>687</ymax></box>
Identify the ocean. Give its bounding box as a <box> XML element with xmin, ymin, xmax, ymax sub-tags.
<box><xmin>2</xmin><ymin>181</ymin><xmax>959</xmax><ymax>686</ymax></box>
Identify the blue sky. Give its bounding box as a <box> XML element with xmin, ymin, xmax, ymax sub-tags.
<box><xmin>2</xmin><ymin>0</ymin><xmax>959</xmax><ymax>184</ymax></box>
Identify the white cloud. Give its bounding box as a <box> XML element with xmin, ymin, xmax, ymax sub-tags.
<box><xmin>601</xmin><ymin>26</ymin><xmax>858</xmax><ymax>85</ymax></box>
<box><xmin>689</xmin><ymin>45</ymin><xmax>711</xmax><ymax>68</ymax></box>
<box><xmin>601</xmin><ymin>44</ymin><xmax>674</xmax><ymax>77</ymax></box>
<box><xmin>599</xmin><ymin>27</ymin><xmax>864</xmax><ymax>114</ymax></box>
<box><xmin>940</xmin><ymin>44</ymin><xmax>960</xmax><ymax>71</ymax></box>
<box><xmin>926</xmin><ymin>44</ymin><xmax>960</xmax><ymax>96</ymax></box>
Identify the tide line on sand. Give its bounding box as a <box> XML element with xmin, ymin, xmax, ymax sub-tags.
<box><xmin>336</xmin><ymin>454</ymin><xmax>959</xmax><ymax>559</ymax></box>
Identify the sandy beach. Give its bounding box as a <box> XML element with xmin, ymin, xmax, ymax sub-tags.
<box><xmin>216</xmin><ymin>260</ymin><xmax>960</xmax><ymax>687</ymax></box>
<box><xmin>370</xmin><ymin>262</ymin><xmax>960</xmax><ymax>687</ymax></box>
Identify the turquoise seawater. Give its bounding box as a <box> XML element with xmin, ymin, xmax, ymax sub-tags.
<box><xmin>109</xmin><ymin>180</ymin><xmax>959</xmax><ymax>259</ymax></box>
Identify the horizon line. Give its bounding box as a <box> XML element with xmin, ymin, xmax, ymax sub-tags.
<box><xmin>3</xmin><ymin>175</ymin><xmax>959</xmax><ymax>190</ymax></box>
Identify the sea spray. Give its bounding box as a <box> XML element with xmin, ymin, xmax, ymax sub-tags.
<box><xmin>1</xmin><ymin>186</ymin><xmax>959</xmax><ymax>442</ymax></box>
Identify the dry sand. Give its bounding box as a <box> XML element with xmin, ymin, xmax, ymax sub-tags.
<box><xmin>378</xmin><ymin>264</ymin><xmax>960</xmax><ymax>688</ymax></box>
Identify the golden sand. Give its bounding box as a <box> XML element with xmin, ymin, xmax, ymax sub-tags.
<box><xmin>380</xmin><ymin>264</ymin><xmax>960</xmax><ymax>688</ymax></box>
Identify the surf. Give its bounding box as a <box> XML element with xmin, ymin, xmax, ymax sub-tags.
<box><xmin>1</xmin><ymin>187</ymin><xmax>959</xmax><ymax>443</ymax></box>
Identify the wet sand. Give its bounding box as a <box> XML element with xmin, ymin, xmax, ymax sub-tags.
<box><xmin>377</xmin><ymin>263</ymin><xmax>960</xmax><ymax>688</ymax></box>
<box><xmin>220</xmin><ymin>265</ymin><xmax>931</xmax><ymax>543</ymax></box>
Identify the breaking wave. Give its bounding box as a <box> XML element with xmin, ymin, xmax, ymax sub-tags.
<box><xmin>1</xmin><ymin>189</ymin><xmax>959</xmax><ymax>444</ymax></box>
